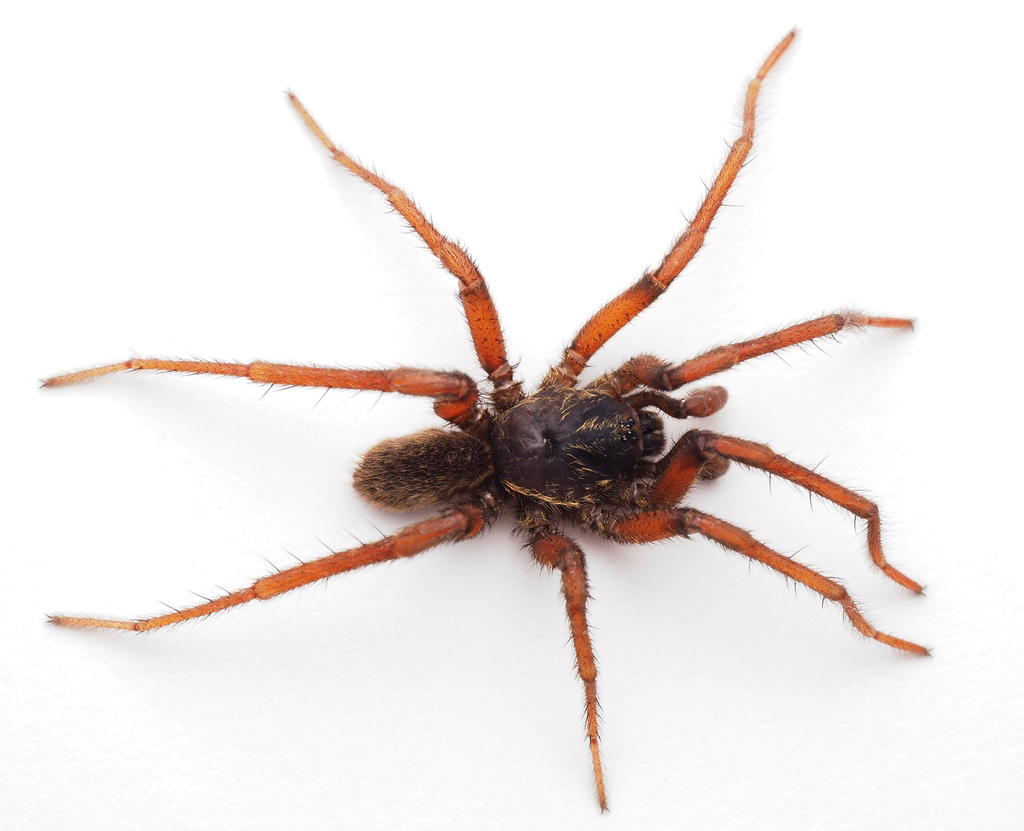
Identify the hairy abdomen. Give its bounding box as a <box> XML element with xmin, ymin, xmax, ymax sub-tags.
<box><xmin>354</xmin><ymin>428</ymin><xmax>493</xmax><ymax>511</ymax></box>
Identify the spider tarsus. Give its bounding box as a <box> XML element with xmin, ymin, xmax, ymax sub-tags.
<box><xmin>865</xmin><ymin>316</ymin><xmax>914</xmax><ymax>330</ymax></box>
<box><xmin>42</xmin><ymin>361</ymin><xmax>130</xmax><ymax>387</ymax></box>
<box><xmin>48</xmin><ymin>614</ymin><xmax>137</xmax><ymax>631</ymax></box>
<box><xmin>883</xmin><ymin>564</ymin><xmax>924</xmax><ymax>595</ymax></box>
<box><xmin>594</xmin><ymin>743</ymin><xmax>608</xmax><ymax>812</ymax></box>
<box><xmin>876</xmin><ymin>631</ymin><xmax>931</xmax><ymax>657</ymax></box>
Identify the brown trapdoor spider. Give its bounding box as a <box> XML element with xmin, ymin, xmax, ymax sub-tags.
<box><xmin>45</xmin><ymin>30</ymin><xmax>927</xmax><ymax>810</ymax></box>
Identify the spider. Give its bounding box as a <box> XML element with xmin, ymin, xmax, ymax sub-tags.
<box><xmin>45</xmin><ymin>30</ymin><xmax>927</xmax><ymax>810</ymax></box>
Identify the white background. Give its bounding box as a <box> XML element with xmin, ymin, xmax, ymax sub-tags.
<box><xmin>3</xmin><ymin>2</ymin><xmax>1021</xmax><ymax>829</ymax></box>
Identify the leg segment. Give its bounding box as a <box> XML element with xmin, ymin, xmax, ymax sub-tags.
<box><xmin>288</xmin><ymin>94</ymin><xmax>523</xmax><ymax>410</ymax></box>
<box><xmin>646</xmin><ymin>430</ymin><xmax>729</xmax><ymax>508</ymax></box>
<box><xmin>530</xmin><ymin>531</ymin><xmax>607</xmax><ymax>811</ymax></box>
<box><xmin>43</xmin><ymin>361</ymin><xmax>483</xmax><ymax>428</ymax></box>
<box><xmin>692</xmin><ymin>431</ymin><xmax>922</xmax><ymax>593</ymax></box>
<box><xmin>605</xmin><ymin>508</ymin><xmax>929</xmax><ymax>655</ymax></box>
<box><xmin>545</xmin><ymin>30</ymin><xmax>796</xmax><ymax>386</ymax></box>
<box><xmin>49</xmin><ymin>503</ymin><xmax>486</xmax><ymax>632</ymax></box>
<box><xmin>597</xmin><ymin>312</ymin><xmax>913</xmax><ymax>398</ymax></box>
<box><xmin>622</xmin><ymin>385</ymin><xmax>728</xmax><ymax>419</ymax></box>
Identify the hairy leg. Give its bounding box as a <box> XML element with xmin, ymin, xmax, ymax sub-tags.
<box><xmin>595</xmin><ymin>313</ymin><xmax>912</xmax><ymax>398</ymax></box>
<box><xmin>644</xmin><ymin>429</ymin><xmax>728</xmax><ymax>508</ymax></box>
<box><xmin>604</xmin><ymin>508</ymin><xmax>928</xmax><ymax>655</ymax></box>
<box><xmin>49</xmin><ymin>503</ymin><xmax>486</xmax><ymax>631</ymax></box>
<box><xmin>621</xmin><ymin>385</ymin><xmax>728</xmax><ymax>419</ymax></box>
<box><xmin>43</xmin><ymin>361</ymin><xmax>484</xmax><ymax>428</ymax></box>
<box><xmin>691</xmin><ymin>431</ymin><xmax>922</xmax><ymax>592</ymax></box>
<box><xmin>530</xmin><ymin>530</ymin><xmax>607</xmax><ymax>811</ymax></box>
<box><xmin>546</xmin><ymin>30</ymin><xmax>796</xmax><ymax>386</ymax></box>
<box><xmin>289</xmin><ymin>94</ymin><xmax>523</xmax><ymax>409</ymax></box>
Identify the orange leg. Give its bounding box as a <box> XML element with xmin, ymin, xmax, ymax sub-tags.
<box><xmin>546</xmin><ymin>30</ymin><xmax>796</xmax><ymax>385</ymax></box>
<box><xmin>289</xmin><ymin>94</ymin><xmax>523</xmax><ymax>410</ymax></box>
<box><xmin>531</xmin><ymin>531</ymin><xmax>606</xmax><ymax>811</ymax></box>
<box><xmin>647</xmin><ymin>429</ymin><xmax>722</xmax><ymax>509</ymax></box>
<box><xmin>621</xmin><ymin>385</ymin><xmax>728</xmax><ymax>420</ymax></box>
<box><xmin>692</xmin><ymin>431</ymin><xmax>922</xmax><ymax>593</ymax></box>
<box><xmin>43</xmin><ymin>361</ymin><xmax>483</xmax><ymax>428</ymax></box>
<box><xmin>601</xmin><ymin>313</ymin><xmax>912</xmax><ymax>397</ymax></box>
<box><xmin>49</xmin><ymin>503</ymin><xmax>486</xmax><ymax>631</ymax></box>
<box><xmin>605</xmin><ymin>508</ymin><xmax>929</xmax><ymax>656</ymax></box>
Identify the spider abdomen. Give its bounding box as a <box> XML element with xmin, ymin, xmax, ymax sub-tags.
<box><xmin>492</xmin><ymin>387</ymin><xmax>644</xmax><ymax>507</ymax></box>
<box><xmin>353</xmin><ymin>428</ymin><xmax>493</xmax><ymax>511</ymax></box>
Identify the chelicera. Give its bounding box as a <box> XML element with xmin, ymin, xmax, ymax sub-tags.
<box><xmin>45</xmin><ymin>30</ymin><xmax>927</xmax><ymax>810</ymax></box>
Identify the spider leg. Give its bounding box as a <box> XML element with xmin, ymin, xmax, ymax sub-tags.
<box><xmin>646</xmin><ymin>429</ymin><xmax>719</xmax><ymax>508</ymax></box>
<box><xmin>689</xmin><ymin>431</ymin><xmax>922</xmax><ymax>593</ymax></box>
<box><xmin>288</xmin><ymin>94</ymin><xmax>523</xmax><ymax>410</ymax></box>
<box><xmin>604</xmin><ymin>508</ymin><xmax>929</xmax><ymax>655</ymax></box>
<box><xmin>49</xmin><ymin>503</ymin><xmax>486</xmax><ymax>631</ymax></box>
<box><xmin>642</xmin><ymin>427</ymin><xmax>921</xmax><ymax>592</ymax></box>
<box><xmin>43</xmin><ymin>361</ymin><xmax>483</xmax><ymax>428</ymax></box>
<box><xmin>545</xmin><ymin>30</ymin><xmax>796</xmax><ymax>386</ymax></box>
<box><xmin>530</xmin><ymin>530</ymin><xmax>607</xmax><ymax>811</ymax></box>
<box><xmin>622</xmin><ymin>386</ymin><xmax>729</xmax><ymax>419</ymax></box>
<box><xmin>595</xmin><ymin>312</ymin><xmax>912</xmax><ymax>397</ymax></box>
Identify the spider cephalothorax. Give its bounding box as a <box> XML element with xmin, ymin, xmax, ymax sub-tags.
<box><xmin>45</xmin><ymin>30</ymin><xmax>927</xmax><ymax>811</ymax></box>
<box><xmin>493</xmin><ymin>387</ymin><xmax>651</xmax><ymax>508</ymax></box>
